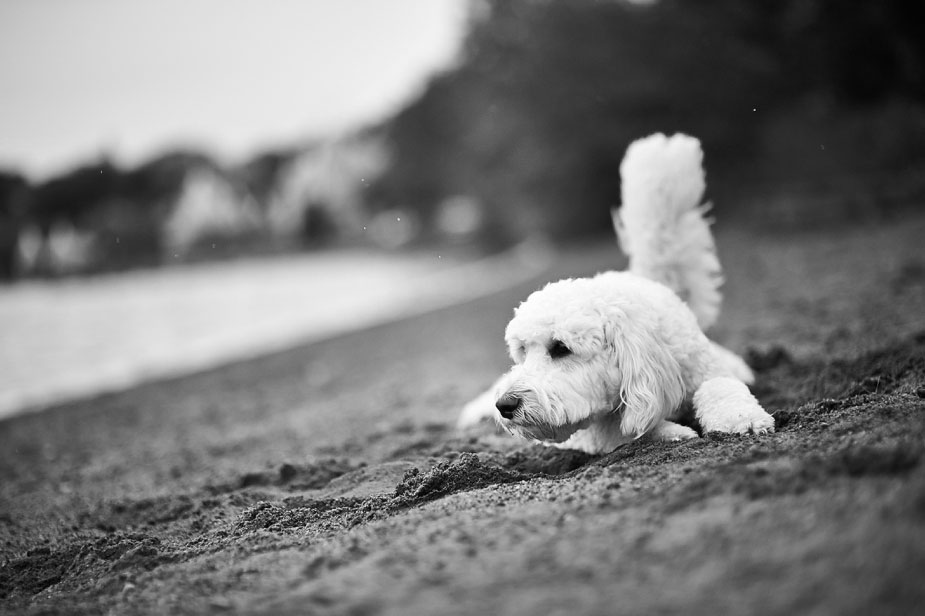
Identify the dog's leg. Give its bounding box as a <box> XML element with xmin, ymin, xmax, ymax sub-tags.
<box><xmin>708</xmin><ymin>341</ymin><xmax>755</xmax><ymax>384</ymax></box>
<box><xmin>457</xmin><ymin>386</ymin><xmax>497</xmax><ymax>428</ymax></box>
<box><xmin>457</xmin><ymin>374</ymin><xmax>508</xmax><ymax>429</ymax></box>
<box><xmin>648</xmin><ymin>420</ymin><xmax>698</xmax><ymax>441</ymax></box>
<box><xmin>693</xmin><ymin>377</ymin><xmax>775</xmax><ymax>434</ymax></box>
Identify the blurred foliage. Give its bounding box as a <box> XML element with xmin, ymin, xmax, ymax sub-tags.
<box><xmin>369</xmin><ymin>0</ymin><xmax>925</xmax><ymax>240</ymax></box>
<box><xmin>0</xmin><ymin>171</ymin><xmax>29</xmax><ymax>280</ymax></box>
<box><xmin>239</xmin><ymin>148</ymin><xmax>301</xmax><ymax>207</ymax></box>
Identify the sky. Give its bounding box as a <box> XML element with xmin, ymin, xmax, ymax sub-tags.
<box><xmin>0</xmin><ymin>0</ymin><xmax>467</xmax><ymax>180</ymax></box>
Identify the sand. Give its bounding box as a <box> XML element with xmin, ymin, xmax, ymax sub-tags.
<box><xmin>2</xmin><ymin>213</ymin><xmax>924</xmax><ymax>615</ymax></box>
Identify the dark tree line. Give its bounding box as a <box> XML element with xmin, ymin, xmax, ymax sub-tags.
<box><xmin>0</xmin><ymin>142</ymin><xmax>347</xmax><ymax>280</ymax></box>
<box><xmin>0</xmin><ymin>151</ymin><xmax>232</xmax><ymax>279</ymax></box>
<box><xmin>369</xmin><ymin>0</ymin><xmax>925</xmax><ymax>240</ymax></box>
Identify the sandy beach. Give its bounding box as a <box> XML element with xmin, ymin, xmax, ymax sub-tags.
<box><xmin>2</xmin><ymin>213</ymin><xmax>925</xmax><ymax>615</ymax></box>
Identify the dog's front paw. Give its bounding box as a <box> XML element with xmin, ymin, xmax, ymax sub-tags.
<box><xmin>699</xmin><ymin>406</ymin><xmax>775</xmax><ymax>435</ymax></box>
<box><xmin>650</xmin><ymin>420</ymin><xmax>699</xmax><ymax>441</ymax></box>
<box><xmin>693</xmin><ymin>377</ymin><xmax>775</xmax><ymax>435</ymax></box>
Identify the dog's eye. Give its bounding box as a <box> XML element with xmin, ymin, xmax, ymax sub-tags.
<box><xmin>548</xmin><ymin>340</ymin><xmax>572</xmax><ymax>359</ymax></box>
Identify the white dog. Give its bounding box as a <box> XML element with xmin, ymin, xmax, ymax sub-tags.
<box><xmin>458</xmin><ymin>133</ymin><xmax>774</xmax><ymax>454</ymax></box>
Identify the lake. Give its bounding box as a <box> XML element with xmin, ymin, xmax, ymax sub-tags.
<box><xmin>0</xmin><ymin>245</ymin><xmax>548</xmax><ymax>419</ymax></box>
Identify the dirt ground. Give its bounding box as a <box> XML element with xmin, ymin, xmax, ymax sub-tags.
<box><xmin>2</xmin><ymin>211</ymin><xmax>925</xmax><ymax>615</ymax></box>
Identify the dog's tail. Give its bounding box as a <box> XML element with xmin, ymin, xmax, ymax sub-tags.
<box><xmin>613</xmin><ymin>133</ymin><xmax>723</xmax><ymax>330</ymax></box>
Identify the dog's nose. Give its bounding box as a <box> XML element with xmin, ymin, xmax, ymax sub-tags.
<box><xmin>496</xmin><ymin>393</ymin><xmax>521</xmax><ymax>419</ymax></box>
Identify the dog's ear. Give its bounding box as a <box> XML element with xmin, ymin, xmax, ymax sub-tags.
<box><xmin>607</xmin><ymin>326</ymin><xmax>685</xmax><ymax>438</ymax></box>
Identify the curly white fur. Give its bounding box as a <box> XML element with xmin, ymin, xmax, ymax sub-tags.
<box><xmin>614</xmin><ymin>132</ymin><xmax>723</xmax><ymax>330</ymax></box>
<box><xmin>458</xmin><ymin>133</ymin><xmax>774</xmax><ymax>454</ymax></box>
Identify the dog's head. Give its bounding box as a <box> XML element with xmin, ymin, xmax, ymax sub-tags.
<box><xmin>494</xmin><ymin>273</ymin><xmax>686</xmax><ymax>443</ymax></box>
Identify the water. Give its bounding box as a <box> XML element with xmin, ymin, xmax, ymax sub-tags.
<box><xmin>0</xmin><ymin>246</ymin><xmax>549</xmax><ymax>419</ymax></box>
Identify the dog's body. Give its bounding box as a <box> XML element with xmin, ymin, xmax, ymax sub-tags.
<box><xmin>458</xmin><ymin>133</ymin><xmax>774</xmax><ymax>454</ymax></box>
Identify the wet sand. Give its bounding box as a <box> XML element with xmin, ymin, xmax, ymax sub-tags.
<box><xmin>2</xmin><ymin>214</ymin><xmax>924</xmax><ymax>615</ymax></box>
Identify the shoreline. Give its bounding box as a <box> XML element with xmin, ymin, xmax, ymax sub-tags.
<box><xmin>0</xmin><ymin>241</ymin><xmax>553</xmax><ymax>420</ymax></box>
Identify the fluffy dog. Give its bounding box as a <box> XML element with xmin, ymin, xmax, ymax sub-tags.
<box><xmin>458</xmin><ymin>133</ymin><xmax>774</xmax><ymax>454</ymax></box>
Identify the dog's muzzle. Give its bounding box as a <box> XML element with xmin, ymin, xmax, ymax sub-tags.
<box><xmin>495</xmin><ymin>392</ymin><xmax>521</xmax><ymax>419</ymax></box>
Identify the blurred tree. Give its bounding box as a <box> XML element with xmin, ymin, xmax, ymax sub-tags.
<box><xmin>121</xmin><ymin>150</ymin><xmax>216</xmax><ymax>204</ymax></box>
<box><xmin>29</xmin><ymin>160</ymin><xmax>121</xmax><ymax>274</ymax></box>
<box><xmin>101</xmin><ymin>151</ymin><xmax>216</xmax><ymax>269</ymax></box>
<box><xmin>0</xmin><ymin>170</ymin><xmax>30</xmax><ymax>281</ymax></box>
<box><xmin>300</xmin><ymin>200</ymin><xmax>338</xmax><ymax>247</ymax></box>
<box><xmin>784</xmin><ymin>0</ymin><xmax>925</xmax><ymax>103</ymax></box>
<box><xmin>366</xmin><ymin>73</ymin><xmax>469</xmax><ymax>224</ymax></box>
<box><xmin>373</xmin><ymin>0</ymin><xmax>785</xmax><ymax>239</ymax></box>
<box><xmin>24</xmin><ymin>150</ymin><xmax>225</xmax><ymax>274</ymax></box>
<box><xmin>239</xmin><ymin>148</ymin><xmax>300</xmax><ymax>210</ymax></box>
<box><xmin>31</xmin><ymin>160</ymin><xmax>120</xmax><ymax>231</ymax></box>
<box><xmin>372</xmin><ymin>0</ymin><xmax>925</xmax><ymax>241</ymax></box>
